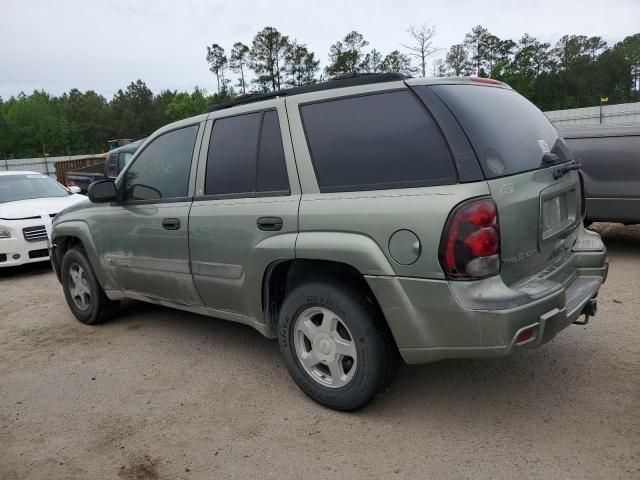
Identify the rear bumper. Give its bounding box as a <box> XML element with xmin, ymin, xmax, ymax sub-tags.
<box><xmin>367</xmin><ymin>229</ymin><xmax>608</xmax><ymax>364</ymax></box>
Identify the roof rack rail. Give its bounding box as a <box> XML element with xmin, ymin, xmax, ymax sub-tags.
<box><xmin>206</xmin><ymin>72</ymin><xmax>409</xmax><ymax>113</ymax></box>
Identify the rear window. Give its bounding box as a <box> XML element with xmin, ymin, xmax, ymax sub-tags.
<box><xmin>430</xmin><ymin>85</ymin><xmax>571</xmax><ymax>179</ymax></box>
<box><xmin>300</xmin><ymin>90</ymin><xmax>456</xmax><ymax>192</ymax></box>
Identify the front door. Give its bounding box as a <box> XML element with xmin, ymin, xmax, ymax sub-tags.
<box><xmin>105</xmin><ymin>122</ymin><xmax>203</xmax><ymax>305</ymax></box>
<box><xmin>189</xmin><ymin>102</ymin><xmax>299</xmax><ymax>322</ymax></box>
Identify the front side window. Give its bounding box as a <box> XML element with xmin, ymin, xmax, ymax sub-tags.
<box><xmin>123</xmin><ymin>125</ymin><xmax>198</xmax><ymax>201</ymax></box>
<box><xmin>205</xmin><ymin>109</ymin><xmax>289</xmax><ymax>197</ymax></box>
<box><xmin>300</xmin><ymin>90</ymin><xmax>456</xmax><ymax>192</ymax></box>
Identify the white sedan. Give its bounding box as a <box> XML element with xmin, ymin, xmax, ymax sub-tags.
<box><xmin>0</xmin><ymin>171</ymin><xmax>87</xmax><ymax>267</ymax></box>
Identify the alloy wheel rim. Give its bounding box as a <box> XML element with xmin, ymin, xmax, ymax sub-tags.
<box><xmin>69</xmin><ymin>263</ymin><xmax>91</xmax><ymax>311</ymax></box>
<box><xmin>293</xmin><ymin>307</ymin><xmax>358</xmax><ymax>388</ymax></box>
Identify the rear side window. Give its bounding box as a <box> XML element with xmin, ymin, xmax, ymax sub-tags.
<box><xmin>205</xmin><ymin>110</ymin><xmax>289</xmax><ymax>197</ymax></box>
<box><xmin>430</xmin><ymin>85</ymin><xmax>571</xmax><ymax>179</ymax></box>
<box><xmin>123</xmin><ymin>125</ymin><xmax>198</xmax><ymax>201</ymax></box>
<box><xmin>257</xmin><ymin>111</ymin><xmax>289</xmax><ymax>193</ymax></box>
<box><xmin>300</xmin><ymin>90</ymin><xmax>455</xmax><ymax>192</ymax></box>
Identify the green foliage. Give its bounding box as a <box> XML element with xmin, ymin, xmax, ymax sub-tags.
<box><xmin>325</xmin><ymin>31</ymin><xmax>369</xmax><ymax>77</ymax></box>
<box><xmin>445</xmin><ymin>28</ymin><xmax>640</xmax><ymax>111</ymax></box>
<box><xmin>284</xmin><ymin>42</ymin><xmax>320</xmax><ymax>87</ymax></box>
<box><xmin>381</xmin><ymin>51</ymin><xmax>416</xmax><ymax>76</ymax></box>
<box><xmin>360</xmin><ymin>49</ymin><xmax>384</xmax><ymax>73</ymax></box>
<box><xmin>249</xmin><ymin>27</ymin><xmax>290</xmax><ymax>92</ymax></box>
<box><xmin>0</xmin><ymin>81</ymin><xmax>232</xmax><ymax>159</ymax></box>
<box><xmin>110</xmin><ymin>80</ymin><xmax>155</xmax><ymax>139</ymax></box>
<box><xmin>165</xmin><ymin>89</ymin><xmax>203</xmax><ymax>122</ymax></box>
<box><xmin>445</xmin><ymin>44</ymin><xmax>471</xmax><ymax>76</ymax></box>
<box><xmin>2</xmin><ymin>91</ymin><xmax>66</xmax><ymax>158</ymax></box>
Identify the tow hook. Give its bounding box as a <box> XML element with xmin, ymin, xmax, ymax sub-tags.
<box><xmin>574</xmin><ymin>298</ymin><xmax>597</xmax><ymax>325</ymax></box>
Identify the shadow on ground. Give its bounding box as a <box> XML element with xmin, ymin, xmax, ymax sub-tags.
<box><xmin>0</xmin><ymin>261</ymin><xmax>53</xmax><ymax>280</ymax></box>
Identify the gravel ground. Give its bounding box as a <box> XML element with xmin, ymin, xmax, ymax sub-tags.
<box><xmin>1</xmin><ymin>223</ymin><xmax>639</xmax><ymax>480</ymax></box>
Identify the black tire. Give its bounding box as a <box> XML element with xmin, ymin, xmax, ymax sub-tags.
<box><xmin>61</xmin><ymin>247</ymin><xmax>119</xmax><ymax>325</ymax></box>
<box><xmin>278</xmin><ymin>279</ymin><xmax>399</xmax><ymax>411</ymax></box>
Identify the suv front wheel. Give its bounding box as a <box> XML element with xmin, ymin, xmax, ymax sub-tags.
<box><xmin>278</xmin><ymin>279</ymin><xmax>399</xmax><ymax>411</ymax></box>
<box><xmin>61</xmin><ymin>247</ymin><xmax>119</xmax><ymax>325</ymax></box>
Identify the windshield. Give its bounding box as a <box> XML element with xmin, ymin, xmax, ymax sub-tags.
<box><xmin>430</xmin><ymin>84</ymin><xmax>572</xmax><ymax>179</ymax></box>
<box><xmin>0</xmin><ymin>174</ymin><xmax>70</xmax><ymax>203</ymax></box>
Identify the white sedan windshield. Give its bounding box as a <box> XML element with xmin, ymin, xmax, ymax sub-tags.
<box><xmin>0</xmin><ymin>174</ymin><xmax>70</xmax><ymax>203</ymax></box>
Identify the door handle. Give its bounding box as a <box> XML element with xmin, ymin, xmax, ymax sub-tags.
<box><xmin>257</xmin><ymin>216</ymin><xmax>283</xmax><ymax>231</ymax></box>
<box><xmin>162</xmin><ymin>218</ymin><xmax>181</xmax><ymax>230</ymax></box>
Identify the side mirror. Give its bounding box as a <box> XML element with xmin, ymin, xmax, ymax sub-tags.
<box><xmin>131</xmin><ymin>184</ymin><xmax>161</xmax><ymax>200</ymax></box>
<box><xmin>88</xmin><ymin>179</ymin><xmax>117</xmax><ymax>203</ymax></box>
<box><xmin>68</xmin><ymin>185</ymin><xmax>82</xmax><ymax>194</ymax></box>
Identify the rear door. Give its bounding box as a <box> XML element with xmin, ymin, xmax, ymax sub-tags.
<box><xmin>430</xmin><ymin>83</ymin><xmax>581</xmax><ymax>285</ymax></box>
<box><xmin>189</xmin><ymin>100</ymin><xmax>299</xmax><ymax>322</ymax></box>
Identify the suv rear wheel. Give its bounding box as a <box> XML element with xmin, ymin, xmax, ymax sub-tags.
<box><xmin>278</xmin><ymin>279</ymin><xmax>399</xmax><ymax>411</ymax></box>
<box><xmin>61</xmin><ymin>247</ymin><xmax>119</xmax><ymax>325</ymax></box>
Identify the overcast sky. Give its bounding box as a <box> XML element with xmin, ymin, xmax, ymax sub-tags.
<box><xmin>1</xmin><ymin>0</ymin><xmax>638</xmax><ymax>99</ymax></box>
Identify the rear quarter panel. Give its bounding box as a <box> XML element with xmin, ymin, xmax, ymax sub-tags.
<box><xmin>285</xmin><ymin>83</ymin><xmax>490</xmax><ymax>278</ymax></box>
<box><xmin>296</xmin><ymin>185</ymin><xmax>490</xmax><ymax>279</ymax></box>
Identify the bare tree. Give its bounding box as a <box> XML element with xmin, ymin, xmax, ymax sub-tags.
<box><xmin>402</xmin><ymin>24</ymin><xmax>438</xmax><ymax>77</ymax></box>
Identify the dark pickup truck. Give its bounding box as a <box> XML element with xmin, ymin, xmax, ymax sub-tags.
<box><xmin>65</xmin><ymin>140</ymin><xmax>144</xmax><ymax>193</ymax></box>
<box><xmin>560</xmin><ymin>124</ymin><xmax>640</xmax><ymax>224</ymax></box>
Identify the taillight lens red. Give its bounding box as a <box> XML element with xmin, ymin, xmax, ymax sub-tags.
<box><xmin>439</xmin><ymin>197</ymin><xmax>500</xmax><ymax>279</ymax></box>
<box><xmin>465</xmin><ymin>228</ymin><xmax>499</xmax><ymax>257</ymax></box>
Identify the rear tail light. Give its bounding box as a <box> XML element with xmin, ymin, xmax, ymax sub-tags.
<box><xmin>439</xmin><ymin>197</ymin><xmax>500</xmax><ymax>279</ymax></box>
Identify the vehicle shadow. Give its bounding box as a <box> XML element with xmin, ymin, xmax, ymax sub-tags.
<box><xmin>0</xmin><ymin>261</ymin><xmax>53</xmax><ymax>280</ymax></box>
<box><xmin>103</xmin><ymin>296</ymin><xmax>619</xmax><ymax>426</ymax></box>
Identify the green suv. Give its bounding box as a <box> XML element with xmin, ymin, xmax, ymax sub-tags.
<box><xmin>51</xmin><ymin>74</ymin><xmax>608</xmax><ymax>411</ymax></box>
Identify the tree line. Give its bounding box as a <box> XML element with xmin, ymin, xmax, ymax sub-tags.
<box><xmin>1</xmin><ymin>25</ymin><xmax>638</xmax><ymax>159</ymax></box>
<box><xmin>0</xmin><ymin>81</ymin><xmax>232</xmax><ymax>159</ymax></box>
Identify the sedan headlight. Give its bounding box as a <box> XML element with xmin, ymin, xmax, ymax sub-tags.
<box><xmin>0</xmin><ymin>225</ymin><xmax>11</xmax><ymax>238</ymax></box>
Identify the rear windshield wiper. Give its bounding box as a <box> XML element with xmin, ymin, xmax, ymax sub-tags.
<box><xmin>553</xmin><ymin>159</ymin><xmax>582</xmax><ymax>179</ymax></box>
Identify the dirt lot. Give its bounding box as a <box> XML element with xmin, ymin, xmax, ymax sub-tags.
<box><xmin>1</xmin><ymin>223</ymin><xmax>639</xmax><ymax>480</ymax></box>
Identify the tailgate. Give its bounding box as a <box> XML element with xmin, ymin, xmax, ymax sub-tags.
<box><xmin>428</xmin><ymin>82</ymin><xmax>582</xmax><ymax>286</ymax></box>
<box><xmin>488</xmin><ymin>168</ymin><xmax>581</xmax><ymax>286</ymax></box>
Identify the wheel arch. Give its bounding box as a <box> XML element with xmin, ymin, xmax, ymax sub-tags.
<box><xmin>52</xmin><ymin>221</ymin><xmax>110</xmax><ymax>288</ymax></box>
<box><xmin>261</xmin><ymin>258</ymin><xmax>392</xmax><ymax>340</ymax></box>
